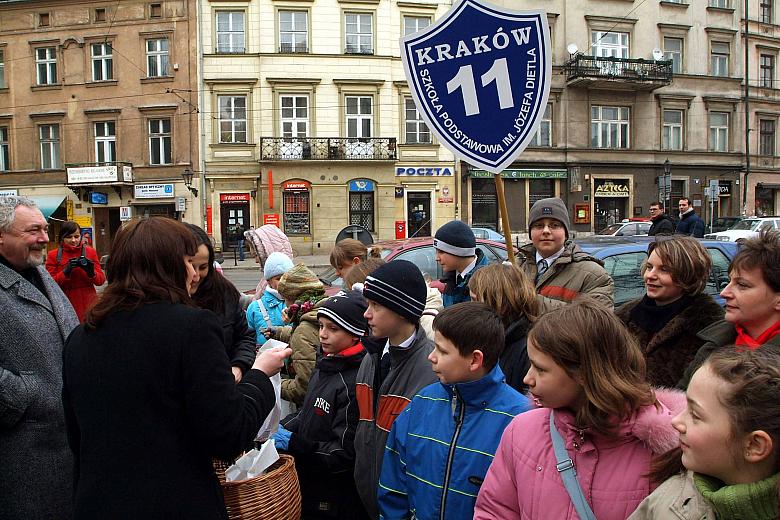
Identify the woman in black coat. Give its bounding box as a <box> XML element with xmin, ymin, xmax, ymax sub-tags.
<box><xmin>185</xmin><ymin>223</ymin><xmax>256</xmax><ymax>382</ymax></box>
<box><xmin>468</xmin><ymin>263</ymin><xmax>539</xmax><ymax>394</ymax></box>
<box><xmin>62</xmin><ymin>217</ymin><xmax>290</xmax><ymax>520</ymax></box>
<box><xmin>615</xmin><ymin>235</ymin><xmax>724</xmax><ymax>388</ymax></box>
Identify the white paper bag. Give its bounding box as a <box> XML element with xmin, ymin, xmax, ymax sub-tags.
<box><xmin>255</xmin><ymin>339</ymin><xmax>287</xmax><ymax>442</ymax></box>
<box><xmin>225</xmin><ymin>440</ymin><xmax>280</xmax><ymax>482</ymax></box>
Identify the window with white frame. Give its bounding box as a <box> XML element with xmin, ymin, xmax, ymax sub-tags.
<box><xmin>761</xmin><ymin>54</ymin><xmax>775</xmax><ymax>88</ymax></box>
<box><xmin>760</xmin><ymin>119</ymin><xmax>776</xmax><ymax>156</ymax></box>
<box><xmin>711</xmin><ymin>42</ymin><xmax>729</xmax><ymax>77</ymax></box>
<box><xmin>35</xmin><ymin>47</ymin><xmax>57</xmax><ymax>85</ymax></box>
<box><xmin>91</xmin><ymin>42</ymin><xmax>113</xmax><ymax>81</ymax></box>
<box><xmin>403</xmin><ymin>16</ymin><xmax>430</xmax><ymax>37</ymax></box>
<box><xmin>404</xmin><ymin>97</ymin><xmax>430</xmax><ymax>144</ymax></box>
<box><xmin>591</xmin><ymin>31</ymin><xmax>629</xmax><ymax>58</ymax></box>
<box><xmin>710</xmin><ymin>0</ymin><xmax>730</xmax><ymax>7</ymax></box>
<box><xmin>94</xmin><ymin>122</ymin><xmax>116</xmax><ymax>163</ymax></box>
<box><xmin>39</xmin><ymin>124</ymin><xmax>60</xmax><ymax>169</ymax></box>
<box><xmin>663</xmin><ymin>37</ymin><xmax>683</xmax><ymax>74</ymax></box>
<box><xmin>0</xmin><ymin>127</ymin><xmax>8</xmax><ymax>171</ymax></box>
<box><xmin>709</xmin><ymin>111</ymin><xmax>729</xmax><ymax>152</ymax></box>
<box><xmin>280</xmin><ymin>95</ymin><xmax>308</xmax><ymax>138</ymax></box>
<box><xmin>0</xmin><ymin>50</ymin><xmax>5</xmax><ymax>88</ymax></box>
<box><xmin>761</xmin><ymin>0</ymin><xmax>773</xmax><ymax>23</ymax></box>
<box><xmin>149</xmin><ymin>118</ymin><xmax>171</xmax><ymax>165</ymax></box>
<box><xmin>216</xmin><ymin>11</ymin><xmax>245</xmax><ymax>54</ymax></box>
<box><xmin>345</xmin><ymin>13</ymin><xmax>373</xmax><ymax>54</ymax></box>
<box><xmin>279</xmin><ymin>11</ymin><xmax>308</xmax><ymax>53</ymax></box>
<box><xmin>662</xmin><ymin>109</ymin><xmax>684</xmax><ymax>151</ymax></box>
<box><xmin>529</xmin><ymin>103</ymin><xmax>552</xmax><ymax>147</ymax></box>
<box><xmin>346</xmin><ymin>96</ymin><xmax>372</xmax><ymax>138</ymax></box>
<box><xmin>218</xmin><ymin>95</ymin><xmax>247</xmax><ymax>143</ymax></box>
<box><xmin>146</xmin><ymin>38</ymin><xmax>169</xmax><ymax>77</ymax></box>
<box><xmin>591</xmin><ymin>106</ymin><xmax>629</xmax><ymax>149</ymax></box>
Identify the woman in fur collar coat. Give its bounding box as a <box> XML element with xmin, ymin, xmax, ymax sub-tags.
<box><xmin>616</xmin><ymin>237</ymin><xmax>723</xmax><ymax>388</ymax></box>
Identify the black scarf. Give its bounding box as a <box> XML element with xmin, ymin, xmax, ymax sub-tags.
<box><xmin>629</xmin><ymin>294</ymin><xmax>693</xmax><ymax>334</ymax></box>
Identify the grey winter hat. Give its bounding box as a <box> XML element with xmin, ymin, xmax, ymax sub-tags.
<box><xmin>528</xmin><ymin>197</ymin><xmax>570</xmax><ymax>238</ymax></box>
<box><xmin>433</xmin><ymin>220</ymin><xmax>476</xmax><ymax>257</ymax></box>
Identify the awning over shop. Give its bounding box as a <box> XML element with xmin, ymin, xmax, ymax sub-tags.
<box><xmin>757</xmin><ymin>183</ymin><xmax>780</xmax><ymax>190</ymax></box>
<box><xmin>28</xmin><ymin>195</ymin><xmax>66</xmax><ymax>220</ymax></box>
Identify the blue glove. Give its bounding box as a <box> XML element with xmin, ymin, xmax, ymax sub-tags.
<box><xmin>271</xmin><ymin>426</ymin><xmax>292</xmax><ymax>451</ymax></box>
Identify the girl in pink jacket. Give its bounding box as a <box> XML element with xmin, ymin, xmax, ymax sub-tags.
<box><xmin>474</xmin><ymin>298</ymin><xmax>685</xmax><ymax>520</ymax></box>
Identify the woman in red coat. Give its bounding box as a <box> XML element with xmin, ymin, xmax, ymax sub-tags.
<box><xmin>46</xmin><ymin>221</ymin><xmax>105</xmax><ymax>322</ymax></box>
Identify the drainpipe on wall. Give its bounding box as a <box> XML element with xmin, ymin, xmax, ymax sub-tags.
<box><xmin>743</xmin><ymin>0</ymin><xmax>751</xmax><ymax>215</ymax></box>
<box><xmin>197</xmin><ymin>0</ymin><xmax>208</xmax><ymax>229</ymax></box>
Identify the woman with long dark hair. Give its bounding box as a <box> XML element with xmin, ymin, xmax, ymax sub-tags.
<box><xmin>62</xmin><ymin>217</ymin><xmax>289</xmax><ymax>518</ymax></box>
<box><xmin>185</xmin><ymin>223</ymin><xmax>256</xmax><ymax>383</ymax></box>
<box><xmin>45</xmin><ymin>220</ymin><xmax>105</xmax><ymax>322</ymax></box>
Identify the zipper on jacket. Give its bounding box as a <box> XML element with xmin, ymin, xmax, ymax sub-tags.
<box><xmin>440</xmin><ymin>387</ymin><xmax>465</xmax><ymax>519</ymax></box>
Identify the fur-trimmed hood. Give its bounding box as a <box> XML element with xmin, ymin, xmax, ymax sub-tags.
<box><xmin>632</xmin><ymin>388</ymin><xmax>687</xmax><ymax>455</ymax></box>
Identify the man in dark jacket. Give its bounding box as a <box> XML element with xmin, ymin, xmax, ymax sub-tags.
<box><xmin>0</xmin><ymin>196</ymin><xmax>79</xmax><ymax>520</ymax></box>
<box><xmin>675</xmin><ymin>197</ymin><xmax>705</xmax><ymax>237</ymax></box>
<box><xmin>648</xmin><ymin>202</ymin><xmax>675</xmax><ymax>236</ymax></box>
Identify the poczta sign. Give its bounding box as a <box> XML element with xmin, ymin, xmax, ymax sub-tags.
<box><xmin>402</xmin><ymin>0</ymin><xmax>551</xmax><ymax>174</ymax></box>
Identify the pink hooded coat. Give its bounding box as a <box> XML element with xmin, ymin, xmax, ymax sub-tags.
<box><xmin>474</xmin><ymin>389</ymin><xmax>686</xmax><ymax>520</ymax></box>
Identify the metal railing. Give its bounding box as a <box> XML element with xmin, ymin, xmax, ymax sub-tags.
<box><xmin>565</xmin><ymin>55</ymin><xmax>673</xmax><ymax>84</ymax></box>
<box><xmin>259</xmin><ymin>137</ymin><xmax>397</xmax><ymax>160</ymax></box>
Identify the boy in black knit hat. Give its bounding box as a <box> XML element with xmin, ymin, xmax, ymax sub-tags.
<box><xmin>352</xmin><ymin>260</ymin><xmax>437</xmax><ymax>518</ymax></box>
<box><xmin>434</xmin><ymin>220</ymin><xmax>489</xmax><ymax>307</ymax></box>
<box><xmin>272</xmin><ymin>290</ymin><xmax>370</xmax><ymax>519</ymax></box>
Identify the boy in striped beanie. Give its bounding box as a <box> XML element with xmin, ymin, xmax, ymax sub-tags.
<box><xmin>353</xmin><ymin>260</ymin><xmax>438</xmax><ymax>518</ymax></box>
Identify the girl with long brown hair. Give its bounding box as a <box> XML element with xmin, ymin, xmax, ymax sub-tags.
<box><xmin>475</xmin><ymin>298</ymin><xmax>686</xmax><ymax>520</ymax></box>
<box><xmin>631</xmin><ymin>348</ymin><xmax>780</xmax><ymax>519</ymax></box>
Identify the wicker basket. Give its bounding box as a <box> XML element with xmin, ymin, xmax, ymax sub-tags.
<box><xmin>214</xmin><ymin>454</ymin><xmax>302</xmax><ymax>520</ymax></box>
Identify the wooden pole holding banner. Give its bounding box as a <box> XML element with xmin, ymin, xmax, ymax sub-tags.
<box><xmin>494</xmin><ymin>172</ymin><xmax>516</xmax><ymax>265</ymax></box>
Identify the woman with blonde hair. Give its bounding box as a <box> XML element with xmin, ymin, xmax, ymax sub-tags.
<box><xmin>330</xmin><ymin>239</ymin><xmax>369</xmax><ymax>279</ymax></box>
<box><xmin>616</xmin><ymin>236</ymin><xmax>723</xmax><ymax>388</ymax></box>
<box><xmin>469</xmin><ymin>263</ymin><xmax>539</xmax><ymax>393</ymax></box>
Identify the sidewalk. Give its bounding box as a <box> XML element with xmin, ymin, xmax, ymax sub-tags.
<box><xmin>219</xmin><ymin>253</ymin><xmax>332</xmax><ymax>270</ymax></box>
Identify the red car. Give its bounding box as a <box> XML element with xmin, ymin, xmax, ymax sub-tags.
<box><xmin>321</xmin><ymin>237</ymin><xmax>516</xmax><ymax>293</ymax></box>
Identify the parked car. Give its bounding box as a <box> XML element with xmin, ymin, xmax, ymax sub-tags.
<box><xmin>704</xmin><ymin>216</ymin><xmax>780</xmax><ymax>242</ymax></box>
<box><xmin>576</xmin><ymin>236</ymin><xmax>739</xmax><ymax>307</ymax></box>
<box><xmin>705</xmin><ymin>216</ymin><xmax>745</xmax><ymax>235</ymax></box>
<box><xmin>320</xmin><ymin>237</ymin><xmax>515</xmax><ymax>292</ymax></box>
<box><xmin>596</xmin><ymin>220</ymin><xmax>651</xmax><ymax>237</ymax></box>
<box><xmin>471</xmin><ymin>227</ymin><xmax>506</xmax><ymax>241</ymax></box>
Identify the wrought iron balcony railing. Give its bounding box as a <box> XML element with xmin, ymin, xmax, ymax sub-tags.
<box><xmin>260</xmin><ymin>137</ymin><xmax>397</xmax><ymax>161</ymax></box>
<box><xmin>565</xmin><ymin>55</ymin><xmax>673</xmax><ymax>86</ymax></box>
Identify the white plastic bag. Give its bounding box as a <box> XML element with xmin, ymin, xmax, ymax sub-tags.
<box><xmin>255</xmin><ymin>339</ymin><xmax>287</xmax><ymax>442</ymax></box>
<box><xmin>225</xmin><ymin>440</ymin><xmax>280</xmax><ymax>482</ymax></box>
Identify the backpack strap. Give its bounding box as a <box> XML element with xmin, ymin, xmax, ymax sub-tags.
<box><xmin>256</xmin><ymin>297</ymin><xmax>273</xmax><ymax>329</ymax></box>
<box><xmin>549</xmin><ymin>411</ymin><xmax>597</xmax><ymax>520</ymax></box>
<box><xmin>56</xmin><ymin>246</ymin><xmax>63</xmax><ymax>264</ymax></box>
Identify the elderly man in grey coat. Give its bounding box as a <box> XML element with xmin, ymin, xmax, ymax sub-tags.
<box><xmin>0</xmin><ymin>196</ymin><xmax>78</xmax><ymax>520</ymax></box>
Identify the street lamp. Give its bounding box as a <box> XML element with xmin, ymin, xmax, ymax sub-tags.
<box><xmin>663</xmin><ymin>159</ymin><xmax>671</xmax><ymax>211</ymax></box>
<box><xmin>182</xmin><ymin>168</ymin><xmax>198</xmax><ymax>197</ymax></box>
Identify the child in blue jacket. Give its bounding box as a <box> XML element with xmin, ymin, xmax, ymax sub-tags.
<box><xmin>247</xmin><ymin>252</ymin><xmax>293</xmax><ymax>346</ymax></box>
<box><xmin>378</xmin><ymin>302</ymin><xmax>531</xmax><ymax>520</ymax></box>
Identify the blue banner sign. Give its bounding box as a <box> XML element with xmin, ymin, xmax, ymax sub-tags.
<box><xmin>90</xmin><ymin>191</ymin><xmax>108</xmax><ymax>205</ymax></box>
<box><xmin>349</xmin><ymin>180</ymin><xmax>375</xmax><ymax>192</ymax></box>
<box><xmin>402</xmin><ymin>0</ymin><xmax>551</xmax><ymax>174</ymax></box>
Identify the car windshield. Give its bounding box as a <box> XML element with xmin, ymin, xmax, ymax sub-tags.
<box><xmin>731</xmin><ymin>219</ymin><xmax>762</xmax><ymax>231</ymax></box>
<box><xmin>597</xmin><ymin>224</ymin><xmax>622</xmax><ymax>235</ymax></box>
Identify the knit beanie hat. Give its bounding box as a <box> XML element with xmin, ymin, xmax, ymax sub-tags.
<box><xmin>363</xmin><ymin>260</ymin><xmax>427</xmax><ymax>323</ymax></box>
<box><xmin>528</xmin><ymin>197</ymin><xmax>571</xmax><ymax>238</ymax></box>
<box><xmin>277</xmin><ymin>263</ymin><xmax>325</xmax><ymax>302</ymax></box>
<box><xmin>317</xmin><ymin>290</ymin><xmax>369</xmax><ymax>337</ymax></box>
<box><xmin>263</xmin><ymin>252</ymin><xmax>294</xmax><ymax>281</ymax></box>
<box><xmin>433</xmin><ymin>220</ymin><xmax>476</xmax><ymax>257</ymax></box>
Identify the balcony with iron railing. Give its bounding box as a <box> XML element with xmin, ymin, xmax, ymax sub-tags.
<box><xmin>259</xmin><ymin>137</ymin><xmax>397</xmax><ymax>161</ymax></box>
<box><xmin>565</xmin><ymin>55</ymin><xmax>673</xmax><ymax>91</ymax></box>
<box><xmin>279</xmin><ymin>43</ymin><xmax>308</xmax><ymax>53</ymax></box>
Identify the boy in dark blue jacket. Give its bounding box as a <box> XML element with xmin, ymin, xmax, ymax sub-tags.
<box><xmin>378</xmin><ymin>302</ymin><xmax>531</xmax><ymax>520</ymax></box>
<box><xmin>272</xmin><ymin>290</ymin><xmax>370</xmax><ymax>519</ymax></box>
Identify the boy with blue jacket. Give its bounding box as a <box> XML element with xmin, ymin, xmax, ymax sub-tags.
<box><xmin>378</xmin><ymin>302</ymin><xmax>531</xmax><ymax>520</ymax></box>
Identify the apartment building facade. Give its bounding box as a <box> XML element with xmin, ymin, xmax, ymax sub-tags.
<box><xmin>200</xmin><ymin>0</ymin><xmax>459</xmax><ymax>253</ymax></box>
<box><xmin>0</xmin><ymin>0</ymin><xmax>199</xmax><ymax>257</ymax></box>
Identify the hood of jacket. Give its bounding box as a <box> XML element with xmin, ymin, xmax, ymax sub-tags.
<box><xmin>425</xmin><ymin>286</ymin><xmax>443</xmax><ymax>309</ymax></box>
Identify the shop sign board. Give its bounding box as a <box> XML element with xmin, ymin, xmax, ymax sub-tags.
<box><xmin>264</xmin><ymin>214</ymin><xmax>280</xmax><ymax>227</ymax></box>
<box><xmin>219</xmin><ymin>193</ymin><xmax>251</xmax><ymax>203</ymax></box>
<box><xmin>119</xmin><ymin>206</ymin><xmax>132</xmax><ymax>221</ymax></box>
<box><xmin>470</xmin><ymin>169</ymin><xmax>566</xmax><ymax>179</ymax></box>
<box><xmin>595</xmin><ymin>181</ymin><xmax>630</xmax><ymax>198</ymax></box>
<box><xmin>73</xmin><ymin>216</ymin><xmax>92</xmax><ymax>228</ymax></box>
<box><xmin>281</xmin><ymin>181</ymin><xmax>310</xmax><ymax>191</ymax></box>
<box><xmin>395</xmin><ymin>167</ymin><xmax>454</xmax><ymax>176</ymax></box>
<box><xmin>67</xmin><ymin>165</ymin><xmax>133</xmax><ymax>184</ymax></box>
<box><xmin>401</xmin><ymin>0</ymin><xmax>551</xmax><ymax>173</ymax></box>
<box><xmin>176</xmin><ymin>197</ymin><xmax>186</xmax><ymax>211</ymax></box>
<box><xmin>0</xmin><ymin>189</ymin><xmax>18</xmax><ymax>197</ymax></box>
<box><xmin>90</xmin><ymin>192</ymin><xmax>108</xmax><ymax>205</ymax></box>
<box><xmin>349</xmin><ymin>180</ymin><xmax>375</xmax><ymax>192</ymax></box>
<box><xmin>135</xmin><ymin>184</ymin><xmax>174</xmax><ymax>199</ymax></box>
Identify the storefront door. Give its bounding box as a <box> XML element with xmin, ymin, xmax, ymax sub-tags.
<box><xmin>220</xmin><ymin>203</ymin><xmax>249</xmax><ymax>249</ymax></box>
<box><xmin>407</xmin><ymin>192</ymin><xmax>432</xmax><ymax>238</ymax></box>
<box><xmin>594</xmin><ymin>179</ymin><xmax>630</xmax><ymax>231</ymax></box>
<box><xmin>471</xmin><ymin>178</ymin><xmax>498</xmax><ymax>230</ymax></box>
